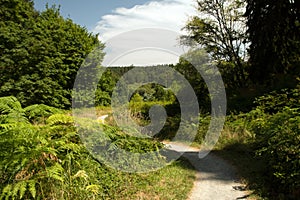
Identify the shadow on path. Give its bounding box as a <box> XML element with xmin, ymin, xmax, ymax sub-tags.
<box><xmin>164</xmin><ymin>142</ymin><xmax>250</xmax><ymax>200</ymax></box>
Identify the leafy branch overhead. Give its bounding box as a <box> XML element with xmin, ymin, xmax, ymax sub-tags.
<box><xmin>182</xmin><ymin>0</ymin><xmax>248</xmax><ymax>87</ymax></box>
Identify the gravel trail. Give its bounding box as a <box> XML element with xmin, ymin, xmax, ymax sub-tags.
<box><xmin>164</xmin><ymin>142</ymin><xmax>250</xmax><ymax>200</ymax></box>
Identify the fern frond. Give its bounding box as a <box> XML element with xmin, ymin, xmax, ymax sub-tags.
<box><xmin>73</xmin><ymin>170</ymin><xmax>88</xmax><ymax>180</ymax></box>
<box><xmin>0</xmin><ymin>96</ymin><xmax>23</xmax><ymax>114</ymax></box>
<box><xmin>86</xmin><ymin>184</ymin><xmax>100</xmax><ymax>194</ymax></box>
<box><xmin>0</xmin><ymin>123</ymin><xmax>17</xmax><ymax>131</ymax></box>
<box><xmin>24</xmin><ymin>104</ymin><xmax>63</xmax><ymax>123</ymax></box>
<box><xmin>0</xmin><ymin>96</ymin><xmax>28</xmax><ymax>124</ymax></box>
<box><xmin>46</xmin><ymin>114</ymin><xmax>74</xmax><ymax>126</ymax></box>
<box><xmin>0</xmin><ymin>184</ymin><xmax>12</xmax><ymax>199</ymax></box>
<box><xmin>28</xmin><ymin>180</ymin><xmax>36</xmax><ymax>199</ymax></box>
<box><xmin>18</xmin><ymin>181</ymin><xmax>27</xmax><ymax>199</ymax></box>
<box><xmin>11</xmin><ymin>181</ymin><xmax>27</xmax><ymax>199</ymax></box>
<box><xmin>45</xmin><ymin>163</ymin><xmax>64</xmax><ymax>182</ymax></box>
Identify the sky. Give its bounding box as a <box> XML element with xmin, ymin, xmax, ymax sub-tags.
<box><xmin>33</xmin><ymin>0</ymin><xmax>197</xmax><ymax>66</ymax></box>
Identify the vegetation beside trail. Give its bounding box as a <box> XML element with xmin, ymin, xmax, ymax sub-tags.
<box><xmin>0</xmin><ymin>96</ymin><xmax>195</xmax><ymax>199</ymax></box>
<box><xmin>0</xmin><ymin>1</ymin><xmax>196</xmax><ymax>199</ymax></box>
<box><xmin>212</xmin><ymin>85</ymin><xmax>300</xmax><ymax>199</ymax></box>
<box><xmin>179</xmin><ymin>1</ymin><xmax>299</xmax><ymax>199</ymax></box>
<box><xmin>1</xmin><ymin>0</ymin><xmax>299</xmax><ymax>199</ymax></box>
<box><xmin>122</xmin><ymin>78</ymin><xmax>300</xmax><ymax>199</ymax></box>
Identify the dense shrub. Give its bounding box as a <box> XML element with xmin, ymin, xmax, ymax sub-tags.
<box><xmin>243</xmin><ymin>84</ymin><xmax>300</xmax><ymax>197</ymax></box>
<box><xmin>129</xmin><ymin>100</ymin><xmax>176</xmax><ymax>122</ymax></box>
<box><xmin>212</xmin><ymin>85</ymin><xmax>300</xmax><ymax>198</ymax></box>
<box><xmin>250</xmin><ymin>107</ymin><xmax>300</xmax><ymax>197</ymax></box>
<box><xmin>255</xmin><ymin>87</ymin><xmax>300</xmax><ymax>114</ymax></box>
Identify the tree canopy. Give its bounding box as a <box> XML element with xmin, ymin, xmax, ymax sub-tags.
<box><xmin>245</xmin><ymin>0</ymin><xmax>300</xmax><ymax>83</ymax></box>
<box><xmin>182</xmin><ymin>0</ymin><xmax>248</xmax><ymax>87</ymax></box>
<box><xmin>0</xmin><ymin>0</ymin><xmax>103</xmax><ymax>108</ymax></box>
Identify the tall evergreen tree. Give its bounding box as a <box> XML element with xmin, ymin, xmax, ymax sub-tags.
<box><xmin>245</xmin><ymin>0</ymin><xmax>300</xmax><ymax>83</ymax></box>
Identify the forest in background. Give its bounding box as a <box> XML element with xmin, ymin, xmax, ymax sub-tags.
<box><xmin>0</xmin><ymin>0</ymin><xmax>299</xmax><ymax>199</ymax></box>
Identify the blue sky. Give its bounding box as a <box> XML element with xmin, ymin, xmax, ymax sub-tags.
<box><xmin>33</xmin><ymin>0</ymin><xmax>151</xmax><ymax>30</ymax></box>
<box><xmin>33</xmin><ymin>0</ymin><xmax>196</xmax><ymax>66</ymax></box>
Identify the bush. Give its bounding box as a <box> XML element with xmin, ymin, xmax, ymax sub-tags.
<box><xmin>254</xmin><ymin>83</ymin><xmax>300</xmax><ymax>114</ymax></box>
<box><xmin>250</xmin><ymin>107</ymin><xmax>300</xmax><ymax>197</ymax></box>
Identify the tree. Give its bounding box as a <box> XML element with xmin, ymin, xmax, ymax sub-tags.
<box><xmin>0</xmin><ymin>0</ymin><xmax>36</xmax><ymax>23</ymax></box>
<box><xmin>245</xmin><ymin>0</ymin><xmax>300</xmax><ymax>83</ymax></box>
<box><xmin>95</xmin><ymin>69</ymin><xmax>115</xmax><ymax>106</ymax></box>
<box><xmin>182</xmin><ymin>0</ymin><xmax>248</xmax><ymax>87</ymax></box>
<box><xmin>173</xmin><ymin>49</ymin><xmax>211</xmax><ymax>111</ymax></box>
<box><xmin>0</xmin><ymin>1</ymin><xmax>103</xmax><ymax>108</ymax></box>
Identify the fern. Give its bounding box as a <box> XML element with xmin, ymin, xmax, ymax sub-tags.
<box><xmin>24</xmin><ymin>104</ymin><xmax>63</xmax><ymax>123</ymax></box>
<box><xmin>0</xmin><ymin>184</ymin><xmax>12</xmax><ymax>199</ymax></box>
<box><xmin>73</xmin><ymin>170</ymin><xmax>88</xmax><ymax>180</ymax></box>
<box><xmin>86</xmin><ymin>184</ymin><xmax>100</xmax><ymax>194</ymax></box>
<box><xmin>46</xmin><ymin>114</ymin><xmax>74</xmax><ymax>126</ymax></box>
<box><xmin>44</xmin><ymin>163</ymin><xmax>64</xmax><ymax>182</ymax></box>
<box><xmin>0</xmin><ymin>123</ymin><xmax>17</xmax><ymax>131</ymax></box>
<box><xmin>0</xmin><ymin>97</ymin><xmax>169</xmax><ymax>199</ymax></box>
<box><xmin>27</xmin><ymin>180</ymin><xmax>36</xmax><ymax>199</ymax></box>
<box><xmin>18</xmin><ymin>181</ymin><xmax>27</xmax><ymax>199</ymax></box>
<box><xmin>0</xmin><ymin>96</ymin><xmax>28</xmax><ymax>124</ymax></box>
<box><xmin>0</xmin><ymin>98</ymin><xmax>83</xmax><ymax>199</ymax></box>
<box><xmin>11</xmin><ymin>181</ymin><xmax>27</xmax><ymax>199</ymax></box>
<box><xmin>0</xmin><ymin>96</ymin><xmax>23</xmax><ymax>114</ymax></box>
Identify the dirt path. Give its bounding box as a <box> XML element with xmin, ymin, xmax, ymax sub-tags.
<box><xmin>164</xmin><ymin>142</ymin><xmax>249</xmax><ymax>200</ymax></box>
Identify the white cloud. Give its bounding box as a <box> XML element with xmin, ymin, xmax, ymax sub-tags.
<box><xmin>92</xmin><ymin>0</ymin><xmax>196</xmax><ymax>66</ymax></box>
<box><xmin>93</xmin><ymin>0</ymin><xmax>196</xmax><ymax>41</ymax></box>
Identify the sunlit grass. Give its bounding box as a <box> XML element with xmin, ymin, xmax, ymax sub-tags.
<box><xmin>114</xmin><ymin>159</ymin><xmax>196</xmax><ymax>200</ymax></box>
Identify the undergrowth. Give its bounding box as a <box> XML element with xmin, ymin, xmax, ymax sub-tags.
<box><xmin>213</xmin><ymin>85</ymin><xmax>300</xmax><ymax>200</ymax></box>
<box><xmin>0</xmin><ymin>96</ymin><xmax>195</xmax><ymax>200</ymax></box>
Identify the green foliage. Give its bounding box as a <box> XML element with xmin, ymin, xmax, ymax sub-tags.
<box><xmin>246</xmin><ymin>0</ymin><xmax>300</xmax><ymax>83</ymax></box>
<box><xmin>130</xmin><ymin>83</ymin><xmax>175</xmax><ymax>102</ymax></box>
<box><xmin>95</xmin><ymin>69</ymin><xmax>115</xmax><ymax>106</ymax></box>
<box><xmin>129</xmin><ymin>100</ymin><xmax>172</xmax><ymax>118</ymax></box>
<box><xmin>46</xmin><ymin>113</ymin><xmax>74</xmax><ymax>126</ymax></box>
<box><xmin>76</xmin><ymin>117</ymin><xmax>168</xmax><ymax>172</ymax></box>
<box><xmin>255</xmin><ymin>87</ymin><xmax>300</xmax><ymax>114</ymax></box>
<box><xmin>216</xmin><ymin>98</ymin><xmax>300</xmax><ymax>198</ymax></box>
<box><xmin>250</xmin><ymin>108</ymin><xmax>300</xmax><ymax>196</ymax></box>
<box><xmin>0</xmin><ymin>96</ymin><xmax>23</xmax><ymax>114</ymax></box>
<box><xmin>0</xmin><ymin>1</ymin><xmax>103</xmax><ymax>108</ymax></box>
<box><xmin>0</xmin><ymin>96</ymin><xmax>194</xmax><ymax>199</ymax></box>
<box><xmin>24</xmin><ymin>104</ymin><xmax>63</xmax><ymax>123</ymax></box>
<box><xmin>194</xmin><ymin>116</ymin><xmax>211</xmax><ymax>143</ymax></box>
<box><xmin>128</xmin><ymin>100</ymin><xmax>181</xmax><ymax>141</ymax></box>
<box><xmin>94</xmin><ymin>66</ymin><xmax>180</xmax><ymax>107</ymax></box>
<box><xmin>130</xmin><ymin>93</ymin><xmax>144</xmax><ymax>103</ymax></box>
<box><xmin>182</xmin><ymin>0</ymin><xmax>248</xmax><ymax>87</ymax></box>
<box><xmin>0</xmin><ymin>97</ymin><xmax>84</xmax><ymax>199</ymax></box>
<box><xmin>173</xmin><ymin>50</ymin><xmax>211</xmax><ymax>112</ymax></box>
<box><xmin>0</xmin><ymin>96</ymin><xmax>27</xmax><ymax>125</ymax></box>
<box><xmin>100</xmin><ymin>124</ymin><xmax>164</xmax><ymax>153</ymax></box>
